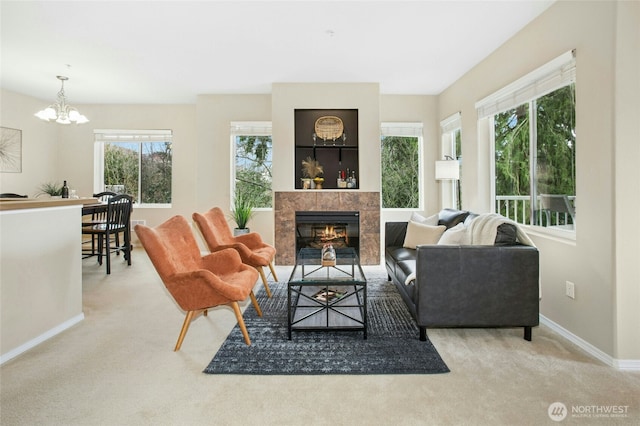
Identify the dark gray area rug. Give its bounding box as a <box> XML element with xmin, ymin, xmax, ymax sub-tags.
<box><xmin>204</xmin><ymin>274</ymin><xmax>450</xmax><ymax>375</ymax></box>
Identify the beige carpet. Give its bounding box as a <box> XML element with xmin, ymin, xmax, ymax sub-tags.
<box><xmin>1</xmin><ymin>249</ymin><xmax>638</xmax><ymax>425</ymax></box>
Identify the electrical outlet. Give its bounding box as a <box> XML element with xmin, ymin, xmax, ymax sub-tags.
<box><xmin>566</xmin><ymin>281</ymin><xmax>575</xmax><ymax>299</ymax></box>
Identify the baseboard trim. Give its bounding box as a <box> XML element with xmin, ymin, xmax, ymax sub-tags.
<box><xmin>0</xmin><ymin>313</ymin><xmax>85</xmax><ymax>365</ymax></box>
<box><xmin>540</xmin><ymin>315</ymin><xmax>640</xmax><ymax>371</ymax></box>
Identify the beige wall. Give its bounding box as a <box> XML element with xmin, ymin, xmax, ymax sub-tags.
<box><xmin>379</xmin><ymin>94</ymin><xmax>440</xmax><ymax>223</ymax></box>
<box><xmin>613</xmin><ymin>0</ymin><xmax>640</xmax><ymax>362</ymax></box>
<box><xmin>0</xmin><ymin>90</ymin><xmax>59</xmax><ymax>197</ymax></box>
<box><xmin>195</xmin><ymin>94</ymin><xmax>272</xmax><ymax>244</ymax></box>
<box><xmin>272</xmin><ymin>83</ymin><xmax>381</xmax><ymax>192</ymax></box>
<box><xmin>438</xmin><ymin>0</ymin><xmax>639</xmax><ymax>360</ymax></box>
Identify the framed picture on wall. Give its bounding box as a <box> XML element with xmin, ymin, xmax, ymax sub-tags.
<box><xmin>0</xmin><ymin>127</ymin><xmax>22</xmax><ymax>173</ymax></box>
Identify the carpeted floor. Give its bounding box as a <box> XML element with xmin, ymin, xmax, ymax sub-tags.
<box><xmin>1</xmin><ymin>251</ymin><xmax>639</xmax><ymax>425</ymax></box>
<box><xmin>204</xmin><ymin>278</ymin><xmax>449</xmax><ymax>375</ymax></box>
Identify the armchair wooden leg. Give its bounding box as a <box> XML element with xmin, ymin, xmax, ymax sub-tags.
<box><xmin>249</xmin><ymin>291</ymin><xmax>263</xmax><ymax>317</ymax></box>
<box><xmin>175</xmin><ymin>310</ymin><xmax>195</xmax><ymax>351</ymax></box>
<box><xmin>257</xmin><ymin>267</ymin><xmax>272</xmax><ymax>298</ymax></box>
<box><xmin>231</xmin><ymin>302</ymin><xmax>251</xmax><ymax>346</ymax></box>
<box><xmin>268</xmin><ymin>261</ymin><xmax>278</xmax><ymax>282</ymax></box>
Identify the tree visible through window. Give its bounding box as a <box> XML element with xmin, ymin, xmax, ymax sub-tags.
<box><xmin>234</xmin><ymin>132</ymin><xmax>272</xmax><ymax>209</ymax></box>
<box><xmin>381</xmin><ymin>124</ymin><xmax>421</xmax><ymax>209</ymax></box>
<box><xmin>494</xmin><ymin>84</ymin><xmax>576</xmax><ymax>227</ymax></box>
<box><xmin>95</xmin><ymin>130</ymin><xmax>172</xmax><ymax>205</ymax></box>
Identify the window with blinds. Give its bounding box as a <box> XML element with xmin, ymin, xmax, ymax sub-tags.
<box><xmin>478</xmin><ymin>50</ymin><xmax>577</xmax><ymax>232</ymax></box>
<box><xmin>94</xmin><ymin>129</ymin><xmax>173</xmax><ymax>206</ymax></box>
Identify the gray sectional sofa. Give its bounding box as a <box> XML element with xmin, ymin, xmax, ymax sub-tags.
<box><xmin>384</xmin><ymin>208</ymin><xmax>539</xmax><ymax>341</ymax></box>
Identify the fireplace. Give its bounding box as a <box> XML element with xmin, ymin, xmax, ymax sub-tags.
<box><xmin>295</xmin><ymin>211</ymin><xmax>359</xmax><ymax>255</ymax></box>
<box><xmin>274</xmin><ymin>191</ymin><xmax>380</xmax><ymax>265</ymax></box>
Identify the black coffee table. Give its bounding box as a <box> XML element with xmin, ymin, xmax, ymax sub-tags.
<box><xmin>287</xmin><ymin>247</ymin><xmax>367</xmax><ymax>339</ymax></box>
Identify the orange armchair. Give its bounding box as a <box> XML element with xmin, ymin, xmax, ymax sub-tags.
<box><xmin>134</xmin><ymin>215</ymin><xmax>261</xmax><ymax>350</ymax></box>
<box><xmin>193</xmin><ymin>207</ymin><xmax>278</xmax><ymax>298</ymax></box>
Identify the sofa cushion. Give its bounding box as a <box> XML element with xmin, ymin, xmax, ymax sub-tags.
<box><xmin>403</xmin><ymin>221</ymin><xmax>446</xmax><ymax>249</ymax></box>
<box><xmin>387</xmin><ymin>247</ymin><xmax>417</xmax><ymax>263</ymax></box>
<box><xmin>438</xmin><ymin>208</ymin><xmax>470</xmax><ymax>229</ymax></box>
<box><xmin>437</xmin><ymin>223</ymin><xmax>471</xmax><ymax>245</ymax></box>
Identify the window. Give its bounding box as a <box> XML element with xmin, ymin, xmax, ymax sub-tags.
<box><xmin>231</xmin><ymin>122</ymin><xmax>273</xmax><ymax>209</ymax></box>
<box><xmin>380</xmin><ymin>123</ymin><xmax>422</xmax><ymax>209</ymax></box>
<box><xmin>94</xmin><ymin>130</ymin><xmax>172</xmax><ymax>206</ymax></box>
<box><xmin>440</xmin><ymin>113</ymin><xmax>462</xmax><ymax>210</ymax></box>
<box><xmin>477</xmin><ymin>50</ymin><xmax>576</xmax><ymax>231</ymax></box>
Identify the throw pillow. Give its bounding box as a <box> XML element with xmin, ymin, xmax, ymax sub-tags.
<box><xmin>409</xmin><ymin>212</ymin><xmax>439</xmax><ymax>226</ymax></box>
<box><xmin>437</xmin><ymin>223</ymin><xmax>471</xmax><ymax>245</ymax></box>
<box><xmin>403</xmin><ymin>221</ymin><xmax>446</xmax><ymax>249</ymax></box>
<box><xmin>494</xmin><ymin>222</ymin><xmax>518</xmax><ymax>246</ymax></box>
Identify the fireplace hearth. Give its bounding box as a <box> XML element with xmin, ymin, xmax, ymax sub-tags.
<box><xmin>296</xmin><ymin>211</ymin><xmax>359</xmax><ymax>255</ymax></box>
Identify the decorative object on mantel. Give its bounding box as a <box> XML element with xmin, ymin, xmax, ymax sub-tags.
<box><xmin>34</xmin><ymin>76</ymin><xmax>89</xmax><ymax>124</ymax></box>
<box><xmin>301</xmin><ymin>156</ymin><xmax>323</xmax><ymax>189</ymax></box>
<box><xmin>0</xmin><ymin>127</ymin><xmax>22</xmax><ymax>173</ymax></box>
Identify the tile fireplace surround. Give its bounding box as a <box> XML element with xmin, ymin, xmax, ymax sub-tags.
<box><xmin>274</xmin><ymin>191</ymin><xmax>380</xmax><ymax>265</ymax></box>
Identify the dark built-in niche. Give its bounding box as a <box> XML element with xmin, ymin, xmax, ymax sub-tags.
<box><xmin>294</xmin><ymin>109</ymin><xmax>359</xmax><ymax>190</ymax></box>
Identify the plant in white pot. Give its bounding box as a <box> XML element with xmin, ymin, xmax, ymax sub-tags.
<box><xmin>231</xmin><ymin>189</ymin><xmax>254</xmax><ymax>235</ymax></box>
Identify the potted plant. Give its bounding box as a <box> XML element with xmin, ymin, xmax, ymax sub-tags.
<box><xmin>36</xmin><ymin>181</ymin><xmax>63</xmax><ymax>198</ymax></box>
<box><xmin>231</xmin><ymin>189</ymin><xmax>254</xmax><ymax>235</ymax></box>
<box><xmin>302</xmin><ymin>156</ymin><xmax>324</xmax><ymax>189</ymax></box>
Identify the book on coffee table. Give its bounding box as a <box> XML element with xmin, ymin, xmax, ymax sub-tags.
<box><xmin>312</xmin><ymin>288</ymin><xmax>345</xmax><ymax>303</ymax></box>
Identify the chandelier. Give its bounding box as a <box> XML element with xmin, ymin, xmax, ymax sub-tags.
<box><xmin>34</xmin><ymin>76</ymin><xmax>89</xmax><ymax>124</ymax></box>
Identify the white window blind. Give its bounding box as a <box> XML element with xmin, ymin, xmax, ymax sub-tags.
<box><xmin>381</xmin><ymin>122</ymin><xmax>423</xmax><ymax>137</ymax></box>
<box><xmin>230</xmin><ymin>121</ymin><xmax>272</xmax><ymax>136</ymax></box>
<box><xmin>94</xmin><ymin>129</ymin><xmax>173</xmax><ymax>142</ymax></box>
<box><xmin>475</xmin><ymin>49</ymin><xmax>576</xmax><ymax>118</ymax></box>
<box><xmin>440</xmin><ymin>112</ymin><xmax>461</xmax><ymax>133</ymax></box>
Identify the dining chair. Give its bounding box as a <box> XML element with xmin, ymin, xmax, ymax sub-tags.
<box><xmin>82</xmin><ymin>191</ymin><xmax>118</xmax><ymax>255</ymax></box>
<box><xmin>82</xmin><ymin>194</ymin><xmax>133</xmax><ymax>274</ymax></box>
<box><xmin>0</xmin><ymin>193</ymin><xmax>28</xmax><ymax>198</ymax></box>
<box><xmin>192</xmin><ymin>207</ymin><xmax>277</xmax><ymax>298</ymax></box>
<box><xmin>135</xmin><ymin>215</ymin><xmax>262</xmax><ymax>350</ymax></box>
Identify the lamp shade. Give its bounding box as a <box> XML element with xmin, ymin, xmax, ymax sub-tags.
<box><xmin>435</xmin><ymin>160</ymin><xmax>460</xmax><ymax>180</ymax></box>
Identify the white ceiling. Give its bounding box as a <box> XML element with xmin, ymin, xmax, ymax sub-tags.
<box><xmin>1</xmin><ymin>0</ymin><xmax>554</xmax><ymax>104</ymax></box>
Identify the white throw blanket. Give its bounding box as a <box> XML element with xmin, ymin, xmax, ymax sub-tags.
<box><xmin>467</xmin><ymin>213</ymin><xmax>536</xmax><ymax>247</ymax></box>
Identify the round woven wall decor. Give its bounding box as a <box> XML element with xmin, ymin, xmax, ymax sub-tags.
<box><xmin>314</xmin><ymin>116</ymin><xmax>344</xmax><ymax>140</ymax></box>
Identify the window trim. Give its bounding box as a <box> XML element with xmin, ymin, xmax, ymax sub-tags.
<box><xmin>230</xmin><ymin>121</ymin><xmax>273</xmax><ymax>211</ymax></box>
<box><xmin>380</xmin><ymin>122</ymin><xmax>424</xmax><ymax>211</ymax></box>
<box><xmin>439</xmin><ymin>112</ymin><xmax>461</xmax><ymax>209</ymax></box>
<box><xmin>483</xmin><ymin>70</ymin><xmax>577</xmax><ymax>239</ymax></box>
<box><xmin>93</xmin><ymin>129</ymin><xmax>173</xmax><ymax>208</ymax></box>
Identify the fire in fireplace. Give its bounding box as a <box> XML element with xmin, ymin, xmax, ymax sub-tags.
<box><xmin>295</xmin><ymin>211</ymin><xmax>359</xmax><ymax>255</ymax></box>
